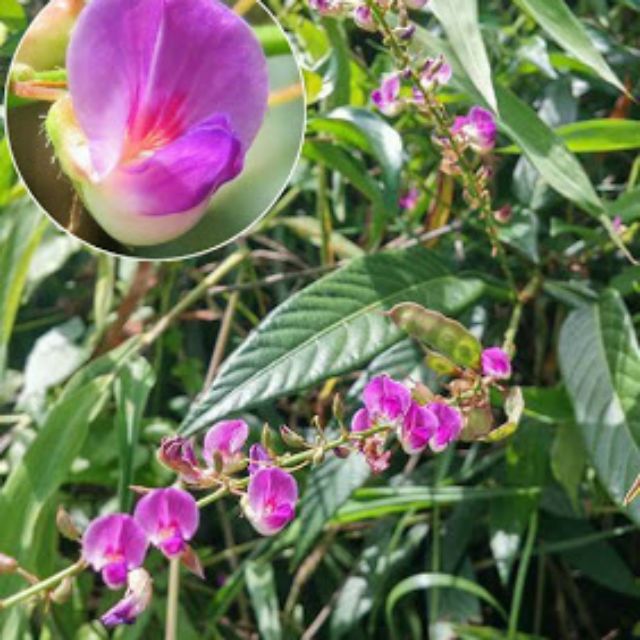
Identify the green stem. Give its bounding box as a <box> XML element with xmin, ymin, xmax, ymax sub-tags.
<box><xmin>165</xmin><ymin>558</ymin><xmax>180</xmax><ymax>640</ymax></box>
<box><xmin>0</xmin><ymin>560</ymin><xmax>86</xmax><ymax>610</ymax></box>
<box><xmin>508</xmin><ymin>509</ymin><xmax>539</xmax><ymax>638</ymax></box>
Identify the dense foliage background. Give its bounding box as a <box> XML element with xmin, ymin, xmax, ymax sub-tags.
<box><xmin>0</xmin><ymin>0</ymin><xmax>639</xmax><ymax>638</ymax></box>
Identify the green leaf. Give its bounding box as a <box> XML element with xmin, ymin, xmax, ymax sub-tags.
<box><xmin>559</xmin><ymin>290</ymin><xmax>640</xmax><ymax>523</ymax></box>
<box><xmin>551</xmin><ymin>421</ymin><xmax>586</xmax><ymax>508</ymax></box>
<box><xmin>245</xmin><ymin>561</ymin><xmax>282</xmax><ymax>640</ymax></box>
<box><xmin>0</xmin><ymin>377</ymin><xmax>111</xmax><ymax>610</ymax></box>
<box><xmin>387</xmin><ymin>302</ymin><xmax>483</xmax><ymax>369</ymax></box>
<box><xmin>115</xmin><ymin>358</ymin><xmax>155</xmax><ymax>511</ymax></box>
<box><xmin>513</xmin><ymin>0</ymin><xmax>626</xmax><ymax>93</ymax></box>
<box><xmin>386</xmin><ymin>573</ymin><xmax>507</xmax><ymax>638</ymax></box>
<box><xmin>293</xmin><ymin>454</ymin><xmax>370</xmax><ymax>565</ymax></box>
<box><xmin>308</xmin><ymin>107</ymin><xmax>403</xmax><ymax>221</ymax></box>
<box><xmin>323</xmin><ymin>19</ymin><xmax>351</xmax><ymax>109</ymax></box>
<box><xmin>608</xmin><ymin>186</ymin><xmax>640</xmax><ymax>224</ymax></box>
<box><xmin>431</xmin><ymin>0</ymin><xmax>497</xmax><ymax>111</ymax></box>
<box><xmin>0</xmin><ymin>202</ymin><xmax>48</xmax><ymax>373</ymax></box>
<box><xmin>180</xmin><ymin>248</ymin><xmax>484</xmax><ymax>436</ymax></box>
<box><xmin>0</xmin><ymin>0</ymin><xmax>26</xmax><ymax>31</ymax></box>
<box><xmin>500</xmin><ymin>119</ymin><xmax>640</xmax><ymax>154</ymax></box>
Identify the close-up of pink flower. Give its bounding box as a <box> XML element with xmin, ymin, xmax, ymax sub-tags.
<box><xmin>46</xmin><ymin>0</ymin><xmax>268</xmax><ymax>246</ymax></box>
<box><xmin>427</xmin><ymin>401</ymin><xmax>463</xmax><ymax>452</ymax></box>
<box><xmin>100</xmin><ymin>568</ymin><xmax>153</xmax><ymax>628</ymax></box>
<box><xmin>248</xmin><ymin>443</ymin><xmax>272</xmax><ymax>474</ymax></box>
<box><xmin>203</xmin><ymin>419</ymin><xmax>249</xmax><ymax>469</ymax></box>
<box><xmin>419</xmin><ymin>57</ymin><xmax>452</xmax><ymax>92</ymax></box>
<box><xmin>371</xmin><ymin>73</ymin><xmax>403</xmax><ymax>117</ymax></box>
<box><xmin>157</xmin><ymin>436</ymin><xmax>202</xmax><ymax>484</ymax></box>
<box><xmin>242</xmin><ymin>468</ymin><xmax>298</xmax><ymax>536</ymax></box>
<box><xmin>398</xmin><ymin>402</ymin><xmax>438</xmax><ymax>455</ymax></box>
<box><xmin>362</xmin><ymin>375</ymin><xmax>412</xmax><ymax>426</ymax></box>
<box><xmin>481</xmin><ymin>347</ymin><xmax>512</xmax><ymax>379</ymax></box>
<box><xmin>81</xmin><ymin>514</ymin><xmax>149</xmax><ymax>589</ymax></box>
<box><xmin>353</xmin><ymin>4</ymin><xmax>376</xmax><ymax>32</ymax></box>
<box><xmin>133</xmin><ymin>487</ymin><xmax>199</xmax><ymax>558</ymax></box>
<box><xmin>451</xmin><ymin>106</ymin><xmax>497</xmax><ymax>153</ymax></box>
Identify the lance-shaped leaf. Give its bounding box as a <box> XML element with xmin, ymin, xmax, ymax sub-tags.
<box><xmin>387</xmin><ymin>302</ymin><xmax>483</xmax><ymax>369</ymax></box>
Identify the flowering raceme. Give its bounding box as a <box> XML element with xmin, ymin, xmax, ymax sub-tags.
<box><xmin>46</xmin><ymin>0</ymin><xmax>268</xmax><ymax>245</ymax></box>
<box><xmin>451</xmin><ymin>106</ymin><xmax>497</xmax><ymax>154</ymax></box>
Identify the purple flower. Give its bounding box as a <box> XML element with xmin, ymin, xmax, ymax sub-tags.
<box><xmin>82</xmin><ymin>514</ymin><xmax>148</xmax><ymax>589</ymax></box>
<box><xmin>248</xmin><ymin>443</ymin><xmax>272</xmax><ymax>474</ymax></box>
<box><xmin>426</xmin><ymin>402</ymin><xmax>463</xmax><ymax>452</ymax></box>
<box><xmin>203</xmin><ymin>419</ymin><xmax>249</xmax><ymax>470</ymax></box>
<box><xmin>371</xmin><ymin>73</ymin><xmax>403</xmax><ymax>117</ymax></box>
<box><xmin>419</xmin><ymin>57</ymin><xmax>452</xmax><ymax>92</ymax></box>
<box><xmin>134</xmin><ymin>488</ymin><xmax>199</xmax><ymax>558</ymax></box>
<box><xmin>308</xmin><ymin>0</ymin><xmax>344</xmax><ymax>15</ymax></box>
<box><xmin>481</xmin><ymin>347</ymin><xmax>512</xmax><ymax>379</ymax></box>
<box><xmin>451</xmin><ymin>106</ymin><xmax>497</xmax><ymax>154</ymax></box>
<box><xmin>158</xmin><ymin>436</ymin><xmax>202</xmax><ymax>484</ymax></box>
<box><xmin>362</xmin><ymin>375</ymin><xmax>412</xmax><ymax>426</ymax></box>
<box><xmin>47</xmin><ymin>0</ymin><xmax>268</xmax><ymax>246</ymax></box>
<box><xmin>353</xmin><ymin>5</ymin><xmax>377</xmax><ymax>32</ymax></box>
<box><xmin>242</xmin><ymin>468</ymin><xmax>298</xmax><ymax>536</ymax></box>
<box><xmin>101</xmin><ymin>568</ymin><xmax>153</xmax><ymax>627</ymax></box>
<box><xmin>399</xmin><ymin>186</ymin><xmax>420</xmax><ymax>210</ymax></box>
<box><xmin>398</xmin><ymin>402</ymin><xmax>438</xmax><ymax>455</ymax></box>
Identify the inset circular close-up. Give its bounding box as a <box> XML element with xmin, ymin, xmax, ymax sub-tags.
<box><xmin>6</xmin><ymin>0</ymin><xmax>305</xmax><ymax>259</ymax></box>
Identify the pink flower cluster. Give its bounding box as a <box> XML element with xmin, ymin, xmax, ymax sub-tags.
<box><xmin>351</xmin><ymin>375</ymin><xmax>463</xmax><ymax>472</ymax></box>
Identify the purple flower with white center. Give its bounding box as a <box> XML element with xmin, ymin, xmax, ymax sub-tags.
<box><xmin>419</xmin><ymin>57</ymin><xmax>452</xmax><ymax>92</ymax></box>
<box><xmin>362</xmin><ymin>375</ymin><xmax>412</xmax><ymax>426</ymax></box>
<box><xmin>134</xmin><ymin>487</ymin><xmax>199</xmax><ymax>558</ymax></box>
<box><xmin>399</xmin><ymin>186</ymin><xmax>420</xmax><ymax>210</ymax></box>
<box><xmin>427</xmin><ymin>401</ymin><xmax>463</xmax><ymax>452</ymax></box>
<box><xmin>101</xmin><ymin>568</ymin><xmax>153</xmax><ymax>628</ymax></box>
<box><xmin>248</xmin><ymin>443</ymin><xmax>272</xmax><ymax>474</ymax></box>
<box><xmin>203</xmin><ymin>419</ymin><xmax>249</xmax><ymax>470</ymax></box>
<box><xmin>451</xmin><ymin>106</ymin><xmax>497</xmax><ymax>154</ymax></box>
<box><xmin>242</xmin><ymin>468</ymin><xmax>298</xmax><ymax>536</ymax></box>
<box><xmin>393</xmin><ymin>23</ymin><xmax>416</xmax><ymax>41</ymax></box>
<box><xmin>398</xmin><ymin>402</ymin><xmax>438</xmax><ymax>455</ymax></box>
<box><xmin>371</xmin><ymin>73</ymin><xmax>404</xmax><ymax>117</ymax></box>
<box><xmin>481</xmin><ymin>347</ymin><xmax>512</xmax><ymax>379</ymax></box>
<box><xmin>353</xmin><ymin>5</ymin><xmax>377</xmax><ymax>32</ymax></box>
<box><xmin>46</xmin><ymin>0</ymin><xmax>268</xmax><ymax>246</ymax></box>
<box><xmin>308</xmin><ymin>0</ymin><xmax>344</xmax><ymax>16</ymax></box>
<box><xmin>82</xmin><ymin>514</ymin><xmax>148</xmax><ymax>589</ymax></box>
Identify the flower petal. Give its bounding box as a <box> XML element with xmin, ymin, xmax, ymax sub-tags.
<box><xmin>203</xmin><ymin>419</ymin><xmax>249</xmax><ymax>466</ymax></box>
<box><xmin>134</xmin><ymin>487</ymin><xmax>199</xmax><ymax>544</ymax></box>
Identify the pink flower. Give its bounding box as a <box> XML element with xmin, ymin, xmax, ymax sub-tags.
<box><xmin>362</xmin><ymin>375</ymin><xmax>412</xmax><ymax>426</ymax></box>
<box><xmin>82</xmin><ymin>514</ymin><xmax>148</xmax><ymax>589</ymax></box>
<box><xmin>157</xmin><ymin>436</ymin><xmax>202</xmax><ymax>484</ymax></box>
<box><xmin>399</xmin><ymin>186</ymin><xmax>420</xmax><ymax>210</ymax></box>
<box><xmin>398</xmin><ymin>402</ymin><xmax>438</xmax><ymax>455</ymax></box>
<box><xmin>371</xmin><ymin>73</ymin><xmax>403</xmax><ymax>117</ymax></box>
<box><xmin>47</xmin><ymin>0</ymin><xmax>268</xmax><ymax>245</ymax></box>
<box><xmin>353</xmin><ymin>5</ymin><xmax>377</xmax><ymax>31</ymax></box>
<box><xmin>242</xmin><ymin>468</ymin><xmax>298</xmax><ymax>536</ymax></box>
<box><xmin>351</xmin><ymin>407</ymin><xmax>392</xmax><ymax>473</ymax></box>
<box><xmin>481</xmin><ymin>347</ymin><xmax>512</xmax><ymax>379</ymax></box>
<box><xmin>426</xmin><ymin>402</ymin><xmax>463</xmax><ymax>452</ymax></box>
<box><xmin>308</xmin><ymin>0</ymin><xmax>344</xmax><ymax>15</ymax></box>
<box><xmin>203</xmin><ymin>419</ymin><xmax>249</xmax><ymax>470</ymax></box>
<box><xmin>100</xmin><ymin>568</ymin><xmax>153</xmax><ymax>627</ymax></box>
<box><xmin>248</xmin><ymin>443</ymin><xmax>272</xmax><ymax>474</ymax></box>
<box><xmin>134</xmin><ymin>488</ymin><xmax>199</xmax><ymax>558</ymax></box>
<box><xmin>419</xmin><ymin>57</ymin><xmax>452</xmax><ymax>92</ymax></box>
<box><xmin>451</xmin><ymin>106</ymin><xmax>497</xmax><ymax>153</ymax></box>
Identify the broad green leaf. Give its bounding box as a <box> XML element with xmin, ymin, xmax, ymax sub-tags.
<box><xmin>551</xmin><ymin>421</ymin><xmax>586</xmax><ymax>508</ymax></box>
<box><xmin>115</xmin><ymin>358</ymin><xmax>155</xmax><ymax>511</ymax></box>
<box><xmin>386</xmin><ymin>573</ymin><xmax>507</xmax><ymax>638</ymax></box>
<box><xmin>500</xmin><ymin>119</ymin><xmax>640</xmax><ymax>154</ymax></box>
<box><xmin>559</xmin><ymin>290</ymin><xmax>640</xmax><ymax>523</ymax></box>
<box><xmin>431</xmin><ymin>0</ymin><xmax>497</xmax><ymax>111</ymax></box>
<box><xmin>245</xmin><ymin>561</ymin><xmax>282</xmax><ymax>640</ymax></box>
<box><xmin>308</xmin><ymin>107</ymin><xmax>403</xmax><ymax>222</ymax></box>
<box><xmin>180</xmin><ymin>248</ymin><xmax>484</xmax><ymax>435</ymax></box>
<box><xmin>293</xmin><ymin>454</ymin><xmax>370</xmax><ymax>565</ymax></box>
<box><xmin>323</xmin><ymin>19</ymin><xmax>351</xmax><ymax>109</ymax></box>
<box><xmin>0</xmin><ymin>202</ymin><xmax>48</xmax><ymax>373</ymax></box>
<box><xmin>514</xmin><ymin>0</ymin><xmax>626</xmax><ymax>93</ymax></box>
<box><xmin>388</xmin><ymin>302</ymin><xmax>483</xmax><ymax>369</ymax></box>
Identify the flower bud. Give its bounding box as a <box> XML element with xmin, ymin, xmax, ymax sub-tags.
<box><xmin>280</xmin><ymin>425</ymin><xmax>308</xmax><ymax>450</ymax></box>
<box><xmin>0</xmin><ymin>553</ymin><xmax>18</xmax><ymax>574</ymax></box>
<box><xmin>56</xmin><ymin>506</ymin><xmax>81</xmax><ymax>541</ymax></box>
<box><xmin>49</xmin><ymin>577</ymin><xmax>74</xmax><ymax>604</ymax></box>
